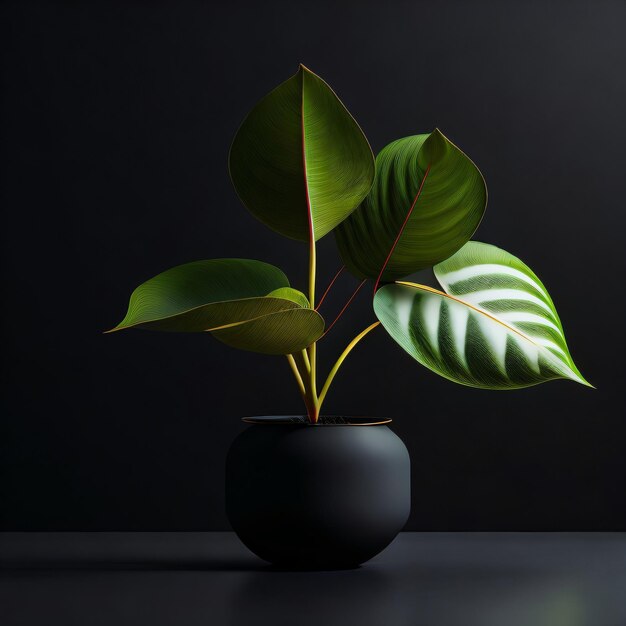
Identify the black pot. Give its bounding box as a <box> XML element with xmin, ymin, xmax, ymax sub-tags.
<box><xmin>226</xmin><ymin>416</ymin><xmax>410</xmax><ymax>569</ymax></box>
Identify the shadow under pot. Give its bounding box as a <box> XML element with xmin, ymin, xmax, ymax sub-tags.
<box><xmin>226</xmin><ymin>416</ymin><xmax>410</xmax><ymax>569</ymax></box>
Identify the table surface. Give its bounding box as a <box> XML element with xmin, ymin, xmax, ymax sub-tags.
<box><xmin>1</xmin><ymin>532</ymin><xmax>625</xmax><ymax>626</ymax></box>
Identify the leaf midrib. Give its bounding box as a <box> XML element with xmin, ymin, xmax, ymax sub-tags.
<box><xmin>395</xmin><ymin>280</ymin><xmax>574</xmax><ymax>376</ymax></box>
<box><xmin>300</xmin><ymin>68</ymin><xmax>315</xmax><ymax>244</ymax></box>
<box><xmin>108</xmin><ymin>296</ymin><xmax>302</xmax><ymax>332</ymax></box>
<box><xmin>373</xmin><ymin>163</ymin><xmax>432</xmax><ymax>291</ymax></box>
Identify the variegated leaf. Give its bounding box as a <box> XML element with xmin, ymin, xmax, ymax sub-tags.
<box><xmin>374</xmin><ymin>242</ymin><xmax>589</xmax><ymax>389</ymax></box>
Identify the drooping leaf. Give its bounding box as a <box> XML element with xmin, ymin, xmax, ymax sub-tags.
<box><xmin>108</xmin><ymin>259</ymin><xmax>290</xmax><ymax>332</ymax></box>
<box><xmin>229</xmin><ymin>65</ymin><xmax>375</xmax><ymax>242</ymax></box>
<box><xmin>107</xmin><ymin>259</ymin><xmax>324</xmax><ymax>354</ymax></box>
<box><xmin>373</xmin><ymin>243</ymin><xmax>589</xmax><ymax>389</ymax></box>
<box><xmin>267</xmin><ymin>287</ymin><xmax>310</xmax><ymax>308</ymax></box>
<box><xmin>212</xmin><ymin>307</ymin><xmax>324</xmax><ymax>355</ymax></box>
<box><xmin>336</xmin><ymin>130</ymin><xmax>487</xmax><ymax>280</ymax></box>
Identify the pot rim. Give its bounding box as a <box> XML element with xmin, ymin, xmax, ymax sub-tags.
<box><xmin>241</xmin><ymin>415</ymin><xmax>391</xmax><ymax>426</ymax></box>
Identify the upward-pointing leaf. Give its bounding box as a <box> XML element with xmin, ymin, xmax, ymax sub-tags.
<box><xmin>229</xmin><ymin>65</ymin><xmax>375</xmax><ymax>242</ymax></box>
<box><xmin>374</xmin><ymin>242</ymin><xmax>589</xmax><ymax>389</ymax></box>
<box><xmin>336</xmin><ymin>130</ymin><xmax>487</xmax><ymax>280</ymax></box>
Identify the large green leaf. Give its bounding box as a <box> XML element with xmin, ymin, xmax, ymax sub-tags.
<box><xmin>107</xmin><ymin>259</ymin><xmax>324</xmax><ymax>354</ymax></box>
<box><xmin>336</xmin><ymin>130</ymin><xmax>487</xmax><ymax>280</ymax></box>
<box><xmin>374</xmin><ymin>243</ymin><xmax>589</xmax><ymax>389</ymax></box>
<box><xmin>108</xmin><ymin>259</ymin><xmax>289</xmax><ymax>332</ymax></box>
<box><xmin>229</xmin><ymin>65</ymin><xmax>375</xmax><ymax>242</ymax></box>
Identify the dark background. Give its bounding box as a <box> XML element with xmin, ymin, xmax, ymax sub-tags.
<box><xmin>1</xmin><ymin>0</ymin><xmax>624</xmax><ymax>531</ymax></box>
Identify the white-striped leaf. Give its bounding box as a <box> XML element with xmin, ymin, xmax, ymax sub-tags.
<box><xmin>373</xmin><ymin>242</ymin><xmax>589</xmax><ymax>389</ymax></box>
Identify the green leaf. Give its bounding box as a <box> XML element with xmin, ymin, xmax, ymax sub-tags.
<box><xmin>336</xmin><ymin>130</ymin><xmax>487</xmax><ymax>280</ymax></box>
<box><xmin>108</xmin><ymin>259</ymin><xmax>324</xmax><ymax>354</ymax></box>
<box><xmin>267</xmin><ymin>287</ymin><xmax>310</xmax><ymax>308</ymax></box>
<box><xmin>374</xmin><ymin>242</ymin><xmax>589</xmax><ymax>389</ymax></box>
<box><xmin>108</xmin><ymin>259</ymin><xmax>290</xmax><ymax>332</ymax></box>
<box><xmin>229</xmin><ymin>65</ymin><xmax>375</xmax><ymax>242</ymax></box>
<box><xmin>211</xmin><ymin>308</ymin><xmax>324</xmax><ymax>355</ymax></box>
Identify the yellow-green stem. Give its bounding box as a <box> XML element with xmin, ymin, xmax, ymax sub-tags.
<box><xmin>317</xmin><ymin>321</ymin><xmax>381</xmax><ymax>412</ymax></box>
<box><xmin>307</xmin><ymin>342</ymin><xmax>319</xmax><ymax>423</ymax></box>
<box><xmin>286</xmin><ymin>354</ymin><xmax>306</xmax><ymax>396</ymax></box>
<box><xmin>301</xmin><ymin>349</ymin><xmax>311</xmax><ymax>373</ymax></box>
<box><xmin>308</xmin><ymin>234</ymin><xmax>316</xmax><ymax>308</ymax></box>
<box><xmin>305</xmin><ymin>236</ymin><xmax>319</xmax><ymax>423</ymax></box>
<box><xmin>293</xmin><ymin>341</ymin><xmax>318</xmax><ymax>423</ymax></box>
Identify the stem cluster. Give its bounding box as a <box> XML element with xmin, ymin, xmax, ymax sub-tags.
<box><xmin>286</xmin><ymin>239</ymin><xmax>380</xmax><ymax>424</ymax></box>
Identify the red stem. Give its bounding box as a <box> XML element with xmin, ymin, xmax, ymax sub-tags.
<box><xmin>315</xmin><ymin>265</ymin><xmax>345</xmax><ymax>310</ymax></box>
<box><xmin>321</xmin><ymin>279</ymin><xmax>366</xmax><ymax>338</ymax></box>
<box><xmin>373</xmin><ymin>163</ymin><xmax>432</xmax><ymax>295</ymax></box>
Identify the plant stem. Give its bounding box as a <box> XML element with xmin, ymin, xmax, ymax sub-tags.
<box><xmin>293</xmin><ymin>351</ymin><xmax>310</xmax><ymax>384</ymax></box>
<box><xmin>293</xmin><ymin>353</ymin><xmax>316</xmax><ymax>417</ymax></box>
<box><xmin>301</xmin><ymin>349</ymin><xmax>311</xmax><ymax>373</ymax></box>
<box><xmin>308</xmin><ymin>235</ymin><xmax>316</xmax><ymax>308</ymax></box>
<box><xmin>316</xmin><ymin>265</ymin><xmax>345</xmax><ymax>310</ymax></box>
<box><xmin>292</xmin><ymin>351</ymin><xmax>317</xmax><ymax>420</ymax></box>
<box><xmin>320</xmin><ymin>279</ymin><xmax>366</xmax><ymax>338</ymax></box>
<box><xmin>305</xmin><ymin>235</ymin><xmax>319</xmax><ymax>424</ymax></box>
<box><xmin>308</xmin><ymin>343</ymin><xmax>319</xmax><ymax>422</ymax></box>
<box><xmin>286</xmin><ymin>354</ymin><xmax>306</xmax><ymax>396</ymax></box>
<box><xmin>317</xmin><ymin>321</ymin><xmax>381</xmax><ymax>411</ymax></box>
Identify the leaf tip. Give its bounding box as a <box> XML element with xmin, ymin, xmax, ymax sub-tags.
<box><xmin>566</xmin><ymin>367</ymin><xmax>594</xmax><ymax>389</ymax></box>
<box><xmin>577</xmin><ymin>375</ymin><xmax>595</xmax><ymax>389</ymax></box>
<box><xmin>431</xmin><ymin>127</ymin><xmax>444</xmax><ymax>139</ymax></box>
<box><xmin>104</xmin><ymin>317</ymin><xmax>134</xmax><ymax>334</ymax></box>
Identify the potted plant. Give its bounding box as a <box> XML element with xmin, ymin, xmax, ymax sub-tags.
<box><xmin>108</xmin><ymin>65</ymin><xmax>589</xmax><ymax>568</ymax></box>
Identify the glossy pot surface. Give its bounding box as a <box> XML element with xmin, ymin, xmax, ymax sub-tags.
<box><xmin>226</xmin><ymin>416</ymin><xmax>410</xmax><ymax>568</ymax></box>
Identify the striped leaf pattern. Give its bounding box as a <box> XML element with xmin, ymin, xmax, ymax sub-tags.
<box><xmin>335</xmin><ymin>130</ymin><xmax>487</xmax><ymax>280</ymax></box>
<box><xmin>374</xmin><ymin>242</ymin><xmax>589</xmax><ymax>389</ymax></box>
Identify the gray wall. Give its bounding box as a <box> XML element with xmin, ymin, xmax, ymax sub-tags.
<box><xmin>1</xmin><ymin>0</ymin><xmax>624</xmax><ymax>529</ymax></box>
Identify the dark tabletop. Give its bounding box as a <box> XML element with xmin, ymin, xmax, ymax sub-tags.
<box><xmin>1</xmin><ymin>532</ymin><xmax>625</xmax><ymax>625</ymax></box>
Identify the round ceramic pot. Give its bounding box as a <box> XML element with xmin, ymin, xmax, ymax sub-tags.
<box><xmin>225</xmin><ymin>416</ymin><xmax>410</xmax><ymax>569</ymax></box>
